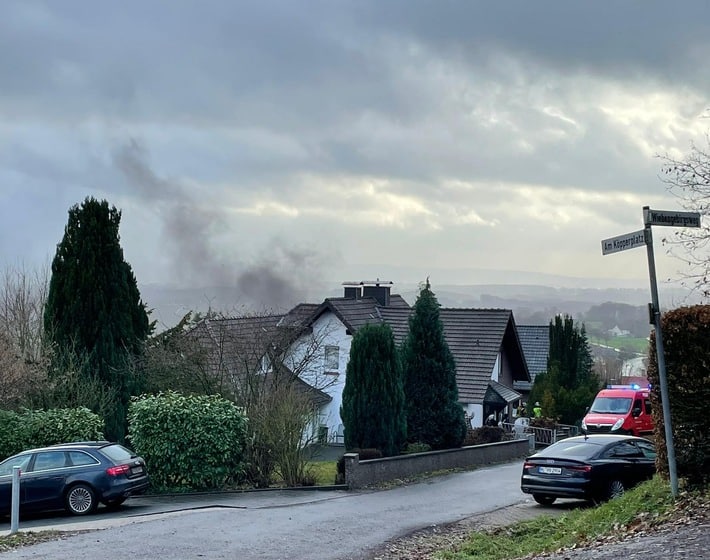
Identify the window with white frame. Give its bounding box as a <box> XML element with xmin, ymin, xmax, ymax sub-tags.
<box><xmin>260</xmin><ymin>354</ymin><xmax>272</xmax><ymax>373</ymax></box>
<box><xmin>324</xmin><ymin>345</ymin><xmax>339</xmax><ymax>374</ymax></box>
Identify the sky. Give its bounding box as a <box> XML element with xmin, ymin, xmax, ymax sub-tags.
<box><xmin>2</xmin><ymin>1</ymin><xmax>710</xmax><ymax>312</ymax></box>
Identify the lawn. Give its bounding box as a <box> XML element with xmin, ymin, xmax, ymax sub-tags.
<box><xmin>439</xmin><ymin>478</ymin><xmax>707</xmax><ymax>560</ymax></box>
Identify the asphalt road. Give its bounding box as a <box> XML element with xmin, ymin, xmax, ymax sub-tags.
<box><xmin>0</xmin><ymin>460</ymin><xmax>553</xmax><ymax>559</ymax></box>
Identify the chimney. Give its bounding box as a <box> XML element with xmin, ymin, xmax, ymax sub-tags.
<box><xmin>343</xmin><ymin>282</ymin><xmax>362</xmax><ymax>299</ymax></box>
<box><xmin>361</xmin><ymin>279</ymin><xmax>392</xmax><ymax>306</ymax></box>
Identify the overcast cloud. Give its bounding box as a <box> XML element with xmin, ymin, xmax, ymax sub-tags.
<box><xmin>2</xmin><ymin>1</ymin><xmax>709</xmax><ymax>313</ymax></box>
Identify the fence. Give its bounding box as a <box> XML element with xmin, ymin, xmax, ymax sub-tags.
<box><xmin>501</xmin><ymin>421</ymin><xmax>579</xmax><ymax>448</ymax></box>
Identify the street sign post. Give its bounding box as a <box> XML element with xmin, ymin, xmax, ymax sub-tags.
<box><xmin>601</xmin><ymin>206</ymin><xmax>702</xmax><ymax>498</ymax></box>
<box><xmin>601</xmin><ymin>229</ymin><xmax>646</xmax><ymax>255</ymax></box>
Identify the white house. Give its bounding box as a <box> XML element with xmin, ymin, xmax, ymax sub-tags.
<box><xmin>192</xmin><ymin>281</ymin><xmax>531</xmax><ymax>444</ymax></box>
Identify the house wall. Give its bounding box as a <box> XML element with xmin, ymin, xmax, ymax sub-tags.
<box><xmin>289</xmin><ymin>312</ymin><xmax>352</xmax><ymax>441</ymax></box>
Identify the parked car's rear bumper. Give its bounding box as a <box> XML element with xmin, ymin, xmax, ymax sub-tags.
<box><xmin>102</xmin><ymin>477</ymin><xmax>151</xmax><ymax>500</ymax></box>
<box><xmin>521</xmin><ymin>475</ymin><xmax>594</xmax><ymax>499</ymax></box>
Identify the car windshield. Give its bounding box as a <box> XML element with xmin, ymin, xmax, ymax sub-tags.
<box><xmin>589</xmin><ymin>396</ymin><xmax>632</xmax><ymax>414</ymax></box>
<box><xmin>534</xmin><ymin>440</ymin><xmax>604</xmax><ymax>460</ymax></box>
<box><xmin>99</xmin><ymin>444</ymin><xmax>136</xmax><ymax>462</ymax></box>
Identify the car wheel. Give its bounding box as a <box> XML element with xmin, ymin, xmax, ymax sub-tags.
<box><xmin>607</xmin><ymin>479</ymin><xmax>625</xmax><ymax>500</ymax></box>
<box><xmin>65</xmin><ymin>484</ymin><xmax>97</xmax><ymax>515</ymax></box>
<box><xmin>532</xmin><ymin>494</ymin><xmax>556</xmax><ymax>506</ymax></box>
<box><xmin>102</xmin><ymin>497</ymin><xmax>126</xmax><ymax>509</ymax></box>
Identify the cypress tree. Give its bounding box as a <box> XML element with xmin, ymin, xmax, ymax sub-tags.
<box><xmin>401</xmin><ymin>280</ymin><xmax>467</xmax><ymax>450</ymax></box>
<box><xmin>530</xmin><ymin>315</ymin><xmax>600</xmax><ymax>425</ymax></box>
<box><xmin>340</xmin><ymin>323</ymin><xmax>406</xmax><ymax>457</ymax></box>
<box><xmin>44</xmin><ymin>197</ymin><xmax>152</xmax><ymax>440</ymax></box>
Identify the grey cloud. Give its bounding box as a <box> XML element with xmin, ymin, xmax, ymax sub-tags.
<box><xmin>112</xmin><ymin>139</ymin><xmax>327</xmax><ymax>310</ymax></box>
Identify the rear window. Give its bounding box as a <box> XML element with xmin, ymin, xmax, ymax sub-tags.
<box><xmin>99</xmin><ymin>444</ymin><xmax>136</xmax><ymax>462</ymax></box>
<box><xmin>534</xmin><ymin>440</ymin><xmax>603</xmax><ymax>460</ymax></box>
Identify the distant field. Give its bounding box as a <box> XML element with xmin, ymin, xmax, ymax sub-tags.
<box><xmin>590</xmin><ymin>336</ymin><xmax>650</xmax><ymax>354</ymax></box>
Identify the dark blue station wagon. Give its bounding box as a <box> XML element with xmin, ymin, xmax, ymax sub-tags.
<box><xmin>0</xmin><ymin>441</ymin><xmax>149</xmax><ymax>516</ymax></box>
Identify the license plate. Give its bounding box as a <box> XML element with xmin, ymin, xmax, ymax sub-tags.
<box><xmin>131</xmin><ymin>466</ymin><xmax>144</xmax><ymax>475</ymax></box>
<box><xmin>539</xmin><ymin>466</ymin><xmax>562</xmax><ymax>475</ymax></box>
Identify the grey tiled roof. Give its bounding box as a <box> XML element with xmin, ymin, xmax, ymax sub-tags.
<box><xmin>486</xmin><ymin>379</ymin><xmax>522</xmax><ymax>404</ymax></box>
<box><xmin>379</xmin><ymin>307</ymin><xmax>530</xmax><ymax>403</ymax></box>
<box><xmin>516</xmin><ymin>324</ymin><xmax>550</xmax><ymax>382</ymax></box>
<box><xmin>189</xmin><ymin>314</ymin><xmax>330</xmax><ymax>407</ymax></box>
<box><xmin>313</xmin><ymin>294</ymin><xmax>410</xmax><ymax>333</ymax></box>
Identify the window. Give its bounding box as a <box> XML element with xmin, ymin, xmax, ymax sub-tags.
<box><xmin>644</xmin><ymin>398</ymin><xmax>652</xmax><ymax>415</ymax></box>
<box><xmin>0</xmin><ymin>454</ymin><xmax>31</xmax><ymax>476</ymax></box>
<box><xmin>69</xmin><ymin>451</ymin><xmax>100</xmax><ymax>467</ymax></box>
<box><xmin>32</xmin><ymin>451</ymin><xmax>67</xmax><ymax>471</ymax></box>
<box><xmin>324</xmin><ymin>345</ymin><xmax>339</xmax><ymax>374</ymax></box>
<box><xmin>604</xmin><ymin>442</ymin><xmax>642</xmax><ymax>459</ymax></box>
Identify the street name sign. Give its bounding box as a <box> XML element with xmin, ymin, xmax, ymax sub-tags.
<box><xmin>601</xmin><ymin>229</ymin><xmax>646</xmax><ymax>255</ymax></box>
<box><xmin>644</xmin><ymin>208</ymin><xmax>701</xmax><ymax>228</ymax></box>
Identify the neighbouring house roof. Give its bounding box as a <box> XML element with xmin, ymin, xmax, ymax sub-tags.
<box><xmin>188</xmin><ymin>313</ymin><xmax>329</xmax><ymax>408</ymax></box>
<box><xmin>379</xmin><ymin>307</ymin><xmax>530</xmax><ymax>403</ymax></box>
<box><xmin>485</xmin><ymin>379</ymin><xmax>522</xmax><ymax>405</ymax></box>
<box><xmin>514</xmin><ymin>324</ymin><xmax>550</xmax><ymax>392</ymax></box>
<box><xmin>306</xmin><ymin>294</ymin><xmax>410</xmax><ymax>333</ymax></box>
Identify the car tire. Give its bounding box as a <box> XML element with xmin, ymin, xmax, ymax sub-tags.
<box><xmin>102</xmin><ymin>497</ymin><xmax>126</xmax><ymax>509</ymax></box>
<box><xmin>532</xmin><ymin>494</ymin><xmax>556</xmax><ymax>506</ymax></box>
<box><xmin>606</xmin><ymin>479</ymin><xmax>625</xmax><ymax>500</ymax></box>
<box><xmin>65</xmin><ymin>484</ymin><xmax>97</xmax><ymax>515</ymax></box>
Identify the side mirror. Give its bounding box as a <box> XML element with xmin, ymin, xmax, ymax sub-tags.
<box><xmin>584</xmin><ymin>406</ymin><xmax>590</xmax><ymax>414</ymax></box>
<box><xmin>632</xmin><ymin>407</ymin><xmax>642</xmax><ymax>418</ymax></box>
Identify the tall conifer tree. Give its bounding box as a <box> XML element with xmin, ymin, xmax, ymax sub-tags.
<box><xmin>341</xmin><ymin>323</ymin><xmax>406</xmax><ymax>457</ymax></box>
<box><xmin>529</xmin><ymin>315</ymin><xmax>600</xmax><ymax>425</ymax></box>
<box><xmin>401</xmin><ymin>280</ymin><xmax>467</xmax><ymax>450</ymax></box>
<box><xmin>44</xmin><ymin>197</ymin><xmax>151</xmax><ymax>439</ymax></box>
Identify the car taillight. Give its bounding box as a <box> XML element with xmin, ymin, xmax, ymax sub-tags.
<box><xmin>567</xmin><ymin>465</ymin><xmax>592</xmax><ymax>473</ymax></box>
<box><xmin>106</xmin><ymin>464</ymin><xmax>131</xmax><ymax>476</ymax></box>
<box><xmin>523</xmin><ymin>461</ymin><xmax>535</xmax><ymax>470</ymax></box>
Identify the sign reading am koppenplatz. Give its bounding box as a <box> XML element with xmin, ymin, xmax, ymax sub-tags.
<box><xmin>644</xmin><ymin>208</ymin><xmax>701</xmax><ymax>228</ymax></box>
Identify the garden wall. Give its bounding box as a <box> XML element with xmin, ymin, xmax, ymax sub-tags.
<box><xmin>343</xmin><ymin>439</ymin><xmax>529</xmax><ymax>489</ymax></box>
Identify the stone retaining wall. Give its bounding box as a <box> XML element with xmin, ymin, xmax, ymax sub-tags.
<box><xmin>344</xmin><ymin>439</ymin><xmax>529</xmax><ymax>489</ymax></box>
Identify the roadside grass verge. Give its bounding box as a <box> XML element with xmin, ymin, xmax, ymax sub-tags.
<box><xmin>441</xmin><ymin>478</ymin><xmax>689</xmax><ymax>560</ymax></box>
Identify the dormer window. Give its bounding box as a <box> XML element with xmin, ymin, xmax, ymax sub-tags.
<box><xmin>324</xmin><ymin>345</ymin><xmax>339</xmax><ymax>375</ymax></box>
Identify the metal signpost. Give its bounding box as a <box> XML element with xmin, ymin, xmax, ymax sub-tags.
<box><xmin>601</xmin><ymin>206</ymin><xmax>701</xmax><ymax>498</ymax></box>
<box><xmin>11</xmin><ymin>466</ymin><xmax>20</xmax><ymax>534</ymax></box>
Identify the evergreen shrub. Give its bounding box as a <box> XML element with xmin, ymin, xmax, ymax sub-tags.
<box><xmin>647</xmin><ymin>305</ymin><xmax>710</xmax><ymax>488</ymax></box>
<box><xmin>0</xmin><ymin>407</ymin><xmax>104</xmax><ymax>461</ymax></box>
<box><xmin>128</xmin><ymin>391</ymin><xmax>248</xmax><ymax>491</ymax></box>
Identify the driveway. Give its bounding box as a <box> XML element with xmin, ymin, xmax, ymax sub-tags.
<box><xmin>0</xmin><ymin>460</ymin><xmax>563</xmax><ymax>559</ymax></box>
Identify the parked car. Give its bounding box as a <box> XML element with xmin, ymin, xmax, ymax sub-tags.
<box><xmin>0</xmin><ymin>441</ymin><xmax>149</xmax><ymax>516</ymax></box>
<box><xmin>520</xmin><ymin>434</ymin><xmax>656</xmax><ymax>505</ymax></box>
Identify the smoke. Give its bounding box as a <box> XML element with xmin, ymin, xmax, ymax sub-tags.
<box><xmin>112</xmin><ymin>138</ymin><xmax>327</xmax><ymax>312</ymax></box>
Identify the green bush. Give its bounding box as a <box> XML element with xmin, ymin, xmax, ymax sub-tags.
<box><xmin>0</xmin><ymin>407</ymin><xmax>104</xmax><ymax>461</ymax></box>
<box><xmin>0</xmin><ymin>410</ymin><xmax>29</xmax><ymax>461</ymax></box>
<box><xmin>403</xmin><ymin>442</ymin><xmax>432</xmax><ymax>454</ymax></box>
<box><xmin>128</xmin><ymin>391</ymin><xmax>248</xmax><ymax>491</ymax></box>
<box><xmin>463</xmin><ymin>426</ymin><xmax>505</xmax><ymax>446</ymax></box>
<box><xmin>647</xmin><ymin>305</ymin><xmax>710</xmax><ymax>488</ymax></box>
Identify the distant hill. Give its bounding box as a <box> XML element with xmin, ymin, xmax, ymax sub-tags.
<box><xmin>140</xmin><ymin>281</ymin><xmax>695</xmax><ymax>331</ymax></box>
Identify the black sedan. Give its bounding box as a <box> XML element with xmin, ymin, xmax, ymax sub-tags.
<box><xmin>0</xmin><ymin>441</ymin><xmax>149</xmax><ymax>516</ymax></box>
<box><xmin>521</xmin><ymin>434</ymin><xmax>656</xmax><ymax>505</ymax></box>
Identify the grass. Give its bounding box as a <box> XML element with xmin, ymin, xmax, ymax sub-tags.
<box><xmin>589</xmin><ymin>335</ymin><xmax>650</xmax><ymax>354</ymax></box>
<box><xmin>439</xmin><ymin>478</ymin><xmax>693</xmax><ymax>560</ymax></box>
<box><xmin>306</xmin><ymin>461</ymin><xmax>338</xmax><ymax>485</ymax></box>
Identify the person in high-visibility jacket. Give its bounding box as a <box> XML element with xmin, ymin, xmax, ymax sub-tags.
<box><xmin>533</xmin><ymin>402</ymin><xmax>542</xmax><ymax>418</ymax></box>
